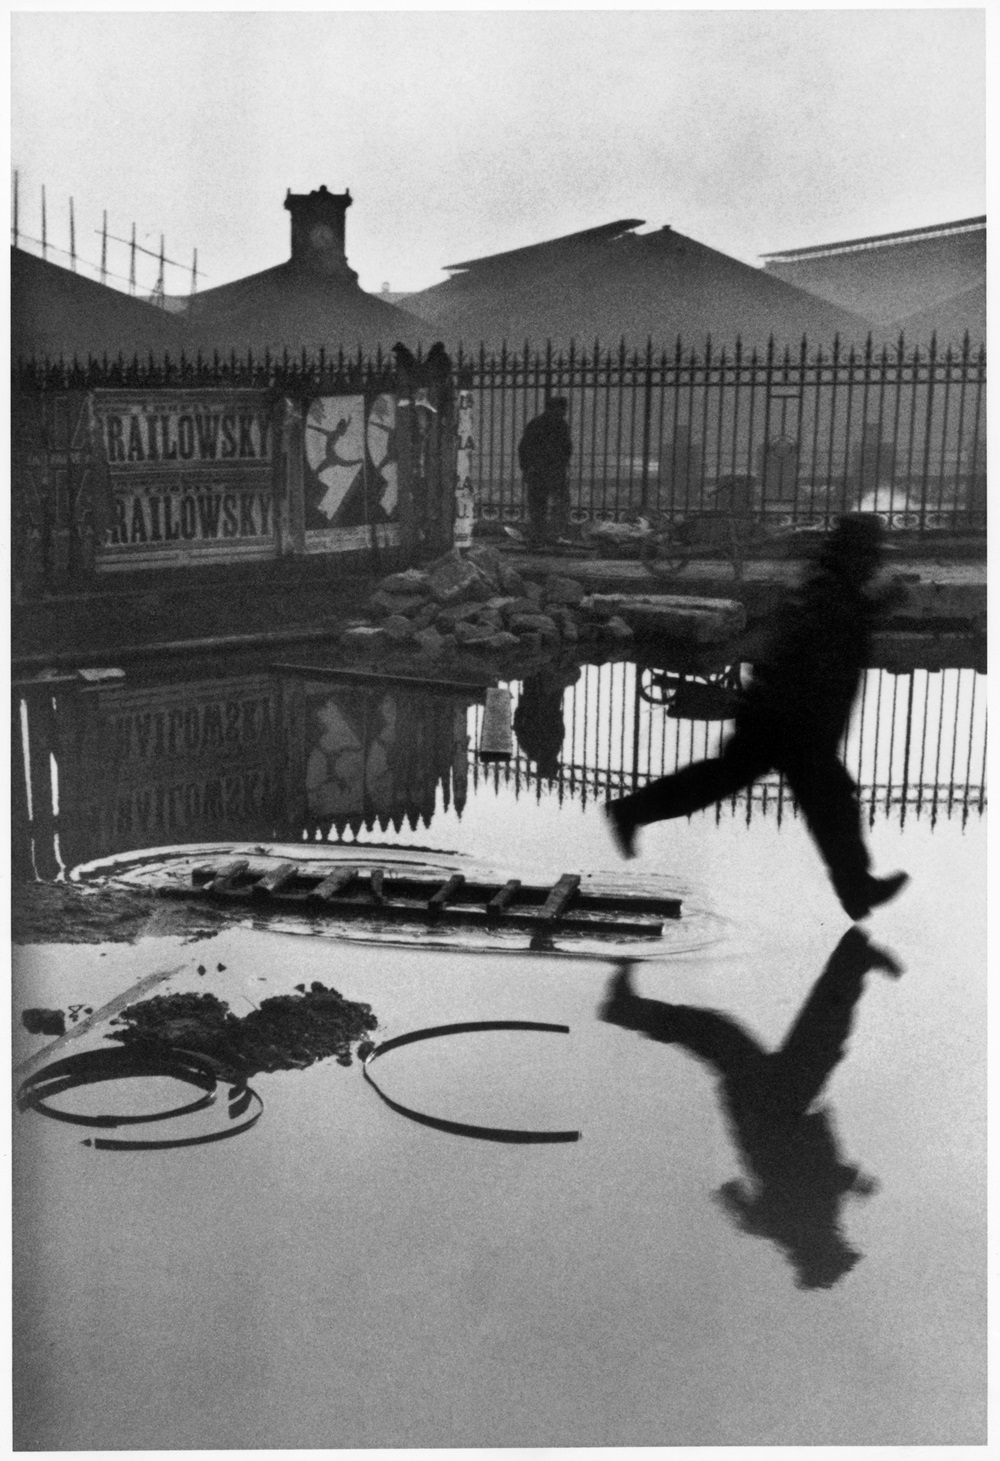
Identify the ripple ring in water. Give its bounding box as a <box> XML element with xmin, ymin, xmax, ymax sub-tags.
<box><xmin>362</xmin><ymin>1021</ymin><xmax>581</xmax><ymax>1144</ymax></box>
<box><xmin>17</xmin><ymin>1047</ymin><xmax>264</xmax><ymax>1151</ymax></box>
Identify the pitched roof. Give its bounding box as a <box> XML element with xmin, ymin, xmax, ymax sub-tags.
<box><xmin>890</xmin><ymin>281</ymin><xmax>986</xmax><ymax>346</ymax></box>
<box><xmin>404</xmin><ymin>221</ymin><xmax>870</xmax><ymax>350</ymax></box>
<box><xmin>761</xmin><ymin>216</ymin><xmax>985</xmax><ymax>262</ymax></box>
<box><xmin>11</xmin><ymin>246</ymin><xmax>185</xmax><ymax>362</ymax></box>
<box><xmin>444</xmin><ymin>219</ymin><xmax>645</xmax><ymax>273</ymax></box>
<box><xmin>178</xmin><ymin>260</ymin><xmax>425</xmax><ymax>357</ymax></box>
<box><xmin>762</xmin><ymin>218</ymin><xmax>986</xmax><ymax>325</ymax></box>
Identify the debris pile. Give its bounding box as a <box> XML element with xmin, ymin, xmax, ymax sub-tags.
<box><xmin>109</xmin><ymin>983</ymin><xmax>377</xmax><ymax>1078</ymax></box>
<box><xmin>21</xmin><ymin>1007</ymin><xmax>67</xmax><ymax>1036</ymax></box>
<box><xmin>352</xmin><ymin>544</ymin><xmax>634</xmax><ymax>661</ymax></box>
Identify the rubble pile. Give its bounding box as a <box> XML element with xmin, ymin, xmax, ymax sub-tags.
<box><xmin>109</xmin><ymin>983</ymin><xmax>377</xmax><ymax>1078</ymax></box>
<box><xmin>350</xmin><ymin>545</ymin><xmax>634</xmax><ymax>661</ymax></box>
<box><xmin>21</xmin><ymin>1007</ymin><xmax>67</xmax><ymax>1036</ymax></box>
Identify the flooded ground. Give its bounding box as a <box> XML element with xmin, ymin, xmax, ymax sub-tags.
<box><xmin>12</xmin><ymin>656</ymin><xmax>986</xmax><ymax>1447</ymax></box>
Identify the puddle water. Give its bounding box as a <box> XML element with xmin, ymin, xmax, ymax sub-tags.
<box><xmin>12</xmin><ymin>655</ymin><xmax>987</xmax><ymax>1447</ymax></box>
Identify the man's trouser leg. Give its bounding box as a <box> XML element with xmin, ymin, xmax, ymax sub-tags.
<box><xmin>525</xmin><ymin>474</ymin><xmax>548</xmax><ymax>543</ymax></box>
<box><xmin>550</xmin><ymin>476</ymin><xmax>571</xmax><ymax>539</ymax></box>
<box><xmin>614</xmin><ymin>730</ymin><xmax>771</xmax><ymax>827</ymax></box>
<box><xmin>781</xmin><ymin>752</ymin><xmax>872</xmax><ymax>911</ymax></box>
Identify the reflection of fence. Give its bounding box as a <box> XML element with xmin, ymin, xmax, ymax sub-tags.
<box><xmin>474</xmin><ymin>664</ymin><xmax>988</xmax><ymax>827</ymax></box>
<box><xmin>464</xmin><ymin>336</ymin><xmax>986</xmax><ymax>533</ymax></box>
<box><xmin>11</xmin><ymin>660</ymin><xmax>986</xmax><ymax>884</ymax></box>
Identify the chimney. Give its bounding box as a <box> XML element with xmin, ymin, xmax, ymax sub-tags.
<box><xmin>284</xmin><ymin>185</ymin><xmax>358</xmax><ymax>281</ymax></box>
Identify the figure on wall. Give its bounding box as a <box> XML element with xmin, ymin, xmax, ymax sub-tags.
<box><xmin>303</xmin><ymin>395</ymin><xmax>399</xmax><ymax>536</ymax></box>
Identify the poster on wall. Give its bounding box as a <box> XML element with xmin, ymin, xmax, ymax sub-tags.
<box><xmin>93</xmin><ymin>390</ymin><xmax>277</xmax><ymax>568</ymax></box>
<box><xmin>303</xmin><ymin>393</ymin><xmax>400</xmax><ymax>552</ymax></box>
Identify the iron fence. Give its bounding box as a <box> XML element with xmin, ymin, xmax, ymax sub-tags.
<box><xmin>13</xmin><ymin>346</ymin><xmax>397</xmax><ymax>397</ymax></box>
<box><xmin>462</xmin><ymin>335</ymin><xmax>987</xmax><ymax>534</ymax></box>
<box><xmin>14</xmin><ymin>333</ymin><xmax>987</xmax><ymax>538</ymax></box>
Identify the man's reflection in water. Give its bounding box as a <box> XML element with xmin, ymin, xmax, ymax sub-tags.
<box><xmin>601</xmin><ymin>929</ymin><xmax>902</xmax><ymax>1289</ymax></box>
<box><xmin>513</xmin><ymin>667</ymin><xmax>580</xmax><ymax>779</ymax></box>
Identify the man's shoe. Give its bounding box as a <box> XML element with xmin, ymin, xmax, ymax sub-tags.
<box><xmin>866</xmin><ymin>871</ymin><xmax>909</xmax><ymax>913</ymax></box>
<box><xmin>841</xmin><ymin>870</ymin><xmax>909</xmax><ymax>921</ymax></box>
<box><xmin>605</xmin><ymin>800</ymin><xmax>637</xmax><ymax>859</ymax></box>
<box><xmin>599</xmin><ymin>961</ymin><xmax>638</xmax><ymax>1026</ymax></box>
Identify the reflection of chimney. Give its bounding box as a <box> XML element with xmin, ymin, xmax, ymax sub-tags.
<box><xmin>284</xmin><ymin>185</ymin><xmax>359</xmax><ymax>282</ymax></box>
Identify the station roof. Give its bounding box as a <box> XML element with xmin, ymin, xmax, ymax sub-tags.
<box><xmin>404</xmin><ymin>220</ymin><xmax>871</xmax><ymax>351</ymax></box>
<box><xmin>11</xmin><ymin>247</ymin><xmax>186</xmax><ymax>363</ymax></box>
<box><xmin>761</xmin><ymin>216</ymin><xmax>986</xmax><ymax>263</ymax></box>
<box><xmin>761</xmin><ymin>216</ymin><xmax>986</xmax><ymax>332</ymax></box>
<box><xmin>179</xmin><ymin>261</ymin><xmax>425</xmax><ymax>357</ymax></box>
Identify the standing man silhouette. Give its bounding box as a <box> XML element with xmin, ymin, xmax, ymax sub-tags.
<box><xmin>605</xmin><ymin>514</ymin><xmax>909</xmax><ymax>921</ymax></box>
<box><xmin>518</xmin><ymin>396</ymin><xmax>573</xmax><ymax>547</ymax></box>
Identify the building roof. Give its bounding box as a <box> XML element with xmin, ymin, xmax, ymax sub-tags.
<box><xmin>404</xmin><ymin>221</ymin><xmax>871</xmax><ymax>351</ymax></box>
<box><xmin>444</xmin><ymin>219</ymin><xmax>645</xmax><ymax>273</ymax></box>
<box><xmin>12</xmin><ymin>186</ymin><xmax>430</xmax><ymax>364</ymax></box>
<box><xmin>890</xmin><ymin>280</ymin><xmax>987</xmax><ymax>347</ymax></box>
<box><xmin>11</xmin><ymin>246</ymin><xmax>186</xmax><ymax>362</ymax></box>
<box><xmin>762</xmin><ymin>217</ymin><xmax>986</xmax><ymax>328</ymax></box>
<box><xmin>761</xmin><ymin>216</ymin><xmax>985</xmax><ymax>262</ymax></box>
<box><xmin>179</xmin><ymin>261</ymin><xmax>424</xmax><ymax>357</ymax></box>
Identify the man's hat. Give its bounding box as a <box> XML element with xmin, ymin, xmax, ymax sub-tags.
<box><xmin>819</xmin><ymin>512</ymin><xmax>885</xmax><ymax>577</ymax></box>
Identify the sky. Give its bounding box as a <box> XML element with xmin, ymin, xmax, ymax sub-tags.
<box><xmin>10</xmin><ymin>4</ymin><xmax>987</xmax><ymax>299</ymax></box>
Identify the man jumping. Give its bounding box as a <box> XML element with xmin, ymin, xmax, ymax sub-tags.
<box><xmin>605</xmin><ymin>514</ymin><xmax>909</xmax><ymax>921</ymax></box>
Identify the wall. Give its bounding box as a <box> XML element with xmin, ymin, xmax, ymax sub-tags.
<box><xmin>11</xmin><ymin>373</ymin><xmax>458</xmax><ymax>592</ymax></box>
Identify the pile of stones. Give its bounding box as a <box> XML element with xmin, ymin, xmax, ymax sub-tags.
<box><xmin>347</xmin><ymin>545</ymin><xmax>634</xmax><ymax>661</ymax></box>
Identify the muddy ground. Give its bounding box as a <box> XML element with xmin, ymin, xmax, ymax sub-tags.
<box><xmin>11</xmin><ymin>879</ymin><xmax>231</xmax><ymax>946</ymax></box>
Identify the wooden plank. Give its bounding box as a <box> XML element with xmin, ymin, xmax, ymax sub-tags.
<box><xmin>206</xmin><ymin>859</ymin><xmax>250</xmax><ymax>893</ymax></box>
<box><xmin>342</xmin><ymin>874</ymin><xmax>680</xmax><ymax>919</ymax></box>
<box><xmin>427</xmin><ymin>873</ymin><xmax>465</xmax><ymax>912</ymax></box>
<box><xmin>271</xmin><ymin>663</ymin><xmax>490</xmax><ymax>695</ymax></box>
<box><xmin>254</xmin><ymin>861</ymin><xmax>299</xmax><ymax>897</ymax></box>
<box><xmin>158</xmin><ymin>884</ymin><xmax>664</xmax><ymax>939</ymax></box>
<box><xmin>538</xmin><ymin>874</ymin><xmax>581</xmax><ymax>922</ymax></box>
<box><xmin>486</xmin><ymin>880</ymin><xmax>521</xmax><ymax>917</ymax></box>
<box><xmin>309</xmin><ymin>867</ymin><xmax>358</xmax><ymax>902</ymax></box>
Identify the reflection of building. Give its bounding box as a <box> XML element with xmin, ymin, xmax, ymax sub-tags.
<box><xmin>12</xmin><ymin>659</ymin><xmax>986</xmax><ymax>882</ymax></box>
<box><xmin>25</xmin><ymin>675</ymin><xmax>291</xmax><ymax>874</ymax></box>
<box><xmin>13</xmin><ymin>670</ymin><xmax>476</xmax><ymax>876</ymax></box>
<box><xmin>287</xmin><ymin>680</ymin><xmax>470</xmax><ymax>840</ymax></box>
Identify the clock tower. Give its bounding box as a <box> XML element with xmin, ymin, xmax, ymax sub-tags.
<box><xmin>284</xmin><ymin>185</ymin><xmax>359</xmax><ymax>282</ymax></box>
